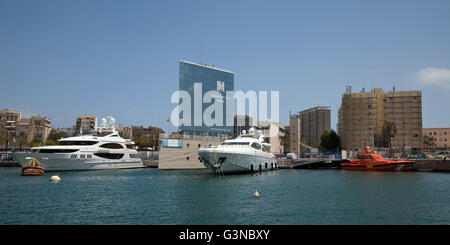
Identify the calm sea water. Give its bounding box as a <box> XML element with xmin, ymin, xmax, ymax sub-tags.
<box><xmin>0</xmin><ymin>167</ymin><xmax>450</xmax><ymax>225</ymax></box>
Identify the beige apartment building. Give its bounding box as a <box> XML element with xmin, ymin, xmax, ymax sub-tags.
<box><xmin>0</xmin><ymin>109</ymin><xmax>21</xmax><ymax>136</ymax></box>
<box><xmin>337</xmin><ymin>87</ymin><xmax>422</xmax><ymax>151</ymax></box>
<box><xmin>298</xmin><ymin>106</ymin><xmax>331</xmax><ymax>147</ymax></box>
<box><xmin>422</xmin><ymin>128</ymin><xmax>450</xmax><ymax>150</ymax></box>
<box><xmin>289</xmin><ymin>106</ymin><xmax>331</xmax><ymax>156</ymax></box>
<box><xmin>289</xmin><ymin>114</ymin><xmax>301</xmax><ymax>156</ymax></box>
<box><xmin>75</xmin><ymin>115</ymin><xmax>97</xmax><ymax>135</ymax></box>
<box><xmin>0</xmin><ymin>109</ymin><xmax>52</xmax><ymax>143</ymax></box>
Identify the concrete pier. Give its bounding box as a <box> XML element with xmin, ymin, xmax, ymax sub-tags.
<box><xmin>143</xmin><ymin>160</ymin><xmax>158</xmax><ymax>168</ymax></box>
<box><xmin>411</xmin><ymin>159</ymin><xmax>450</xmax><ymax>172</ymax></box>
<box><xmin>277</xmin><ymin>159</ymin><xmax>342</xmax><ymax>169</ymax></box>
<box><xmin>0</xmin><ymin>160</ymin><xmax>20</xmax><ymax>167</ymax></box>
<box><xmin>278</xmin><ymin>158</ymin><xmax>450</xmax><ymax>172</ymax></box>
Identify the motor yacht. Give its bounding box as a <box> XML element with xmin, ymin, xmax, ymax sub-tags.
<box><xmin>198</xmin><ymin>128</ymin><xmax>277</xmax><ymax>174</ymax></box>
<box><xmin>12</xmin><ymin>130</ymin><xmax>143</xmax><ymax>171</ymax></box>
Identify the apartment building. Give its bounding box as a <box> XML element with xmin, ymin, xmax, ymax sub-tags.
<box><xmin>423</xmin><ymin>128</ymin><xmax>450</xmax><ymax>150</ymax></box>
<box><xmin>75</xmin><ymin>115</ymin><xmax>97</xmax><ymax>135</ymax></box>
<box><xmin>337</xmin><ymin>87</ymin><xmax>422</xmax><ymax>151</ymax></box>
<box><xmin>1</xmin><ymin>109</ymin><xmax>52</xmax><ymax>143</ymax></box>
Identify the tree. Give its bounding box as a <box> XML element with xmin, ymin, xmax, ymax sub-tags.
<box><xmin>17</xmin><ymin>137</ymin><xmax>28</xmax><ymax>150</ymax></box>
<box><xmin>134</xmin><ymin>130</ymin><xmax>143</xmax><ymax>148</ymax></box>
<box><xmin>280</xmin><ymin>137</ymin><xmax>290</xmax><ymax>153</ymax></box>
<box><xmin>30</xmin><ymin>137</ymin><xmax>43</xmax><ymax>147</ymax></box>
<box><xmin>132</xmin><ymin>126</ymin><xmax>164</xmax><ymax>149</ymax></box>
<box><xmin>44</xmin><ymin>131</ymin><xmax>68</xmax><ymax>146</ymax></box>
<box><xmin>47</xmin><ymin>131</ymin><xmax>68</xmax><ymax>142</ymax></box>
<box><xmin>382</xmin><ymin>120</ymin><xmax>397</xmax><ymax>148</ymax></box>
<box><xmin>319</xmin><ymin>129</ymin><xmax>341</xmax><ymax>152</ymax></box>
<box><xmin>0</xmin><ymin>131</ymin><xmax>12</xmax><ymax>150</ymax></box>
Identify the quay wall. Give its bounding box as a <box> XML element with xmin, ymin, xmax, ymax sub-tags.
<box><xmin>412</xmin><ymin>159</ymin><xmax>450</xmax><ymax>172</ymax></box>
<box><xmin>277</xmin><ymin>159</ymin><xmax>450</xmax><ymax>172</ymax></box>
<box><xmin>158</xmin><ymin>139</ymin><xmax>221</xmax><ymax>170</ymax></box>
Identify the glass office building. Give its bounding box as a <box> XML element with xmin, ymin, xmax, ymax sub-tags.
<box><xmin>178</xmin><ymin>60</ymin><xmax>234</xmax><ymax>139</ymax></box>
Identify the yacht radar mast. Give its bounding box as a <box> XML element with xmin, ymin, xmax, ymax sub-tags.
<box><xmin>99</xmin><ymin>116</ymin><xmax>116</xmax><ymax>133</ymax></box>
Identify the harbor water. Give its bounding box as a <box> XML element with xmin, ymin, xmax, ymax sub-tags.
<box><xmin>1</xmin><ymin>167</ymin><xmax>450</xmax><ymax>225</ymax></box>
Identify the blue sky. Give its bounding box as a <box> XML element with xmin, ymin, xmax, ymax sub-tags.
<box><xmin>1</xmin><ymin>0</ymin><xmax>450</xmax><ymax>132</ymax></box>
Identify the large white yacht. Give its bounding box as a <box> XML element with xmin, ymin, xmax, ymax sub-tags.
<box><xmin>198</xmin><ymin>128</ymin><xmax>277</xmax><ymax>174</ymax></box>
<box><xmin>13</xmin><ymin>131</ymin><xmax>143</xmax><ymax>171</ymax></box>
<box><xmin>12</xmin><ymin>117</ymin><xmax>143</xmax><ymax>171</ymax></box>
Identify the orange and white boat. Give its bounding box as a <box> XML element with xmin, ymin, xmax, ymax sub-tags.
<box><xmin>341</xmin><ymin>143</ymin><xmax>415</xmax><ymax>171</ymax></box>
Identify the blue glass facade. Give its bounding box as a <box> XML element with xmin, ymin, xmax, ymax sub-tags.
<box><xmin>179</xmin><ymin>60</ymin><xmax>234</xmax><ymax>137</ymax></box>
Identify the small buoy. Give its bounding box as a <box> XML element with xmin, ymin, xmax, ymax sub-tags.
<box><xmin>254</xmin><ymin>190</ymin><xmax>260</xmax><ymax>198</ymax></box>
<box><xmin>194</xmin><ymin>176</ymin><xmax>199</xmax><ymax>180</ymax></box>
<box><xmin>255</xmin><ymin>173</ymin><xmax>258</xmax><ymax>176</ymax></box>
<box><xmin>50</xmin><ymin>175</ymin><xmax>60</xmax><ymax>182</ymax></box>
<box><xmin>148</xmin><ymin>177</ymin><xmax>152</xmax><ymax>180</ymax></box>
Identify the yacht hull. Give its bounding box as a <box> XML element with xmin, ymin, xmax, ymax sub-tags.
<box><xmin>198</xmin><ymin>148</ymin><xmax>277</xmax><ymax>174</ymax></box>
<box><xmin>12</xmin><ymin>152</ymin><xmax>144</xmax><ymax>171</ymax></box>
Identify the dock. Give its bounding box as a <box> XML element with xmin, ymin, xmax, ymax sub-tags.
<box><xmin>277</xmin><ymin>158</ymin><xmax>343</xmax><ymax>169</ymax></box>
<box><xmin>411</xmin><ymin>159</ymin><xmax>450</xmax><ymax>172</ymax></box>
<box><xmin>278</xmin><ymin>158</ymin><xmax>450</xmax><ymax>172</ymax></box>
<box><xmin>0</xmin><ymin>160</ymin><xmax>20</xmax><ymax>167</ymax></box>
<box><xmin>143</xmin><ymin>160</ymin><xmax>158</xmax><ymax>168</ymax></box>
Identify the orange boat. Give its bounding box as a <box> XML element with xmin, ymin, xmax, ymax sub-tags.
<box><xmin>341</xmin><ymin>143</ymin><xmax>415</xmax><ymax>171</ymax></box>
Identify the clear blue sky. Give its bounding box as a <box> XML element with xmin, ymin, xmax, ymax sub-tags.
<box><xmin>1</xmin><ymin>0</ymin><xmax>450</xmax><ymax>132</ymax></box>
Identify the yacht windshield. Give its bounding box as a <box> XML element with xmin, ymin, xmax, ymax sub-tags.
<box><xmin>221</xmin><ymin>142</ymin><xmax>250</xmax><ymax>145</ymax></box>
<box><xmin>251</xmin><ymin>142</ymin><xmax>262</xmax><ymax>150</ymax></box>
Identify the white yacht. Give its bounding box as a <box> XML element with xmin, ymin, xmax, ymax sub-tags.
<box><xmin>198</xmin><ymin>128</ymin><xmax>277</xmax><ymax>174</ymax></box>
<box><xmin>12</xmin><ymin>131</ymin><xmax>144</xmax><ymax>171</ymax></box>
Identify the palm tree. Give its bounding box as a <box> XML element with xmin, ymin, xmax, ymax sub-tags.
<box><xmin>382</xmin><ymin>120</ymin><xmax>397</xmax><ymax>153</ymax></box>
<box><xmin>134</xmin><ymin>130</ymin><xmax>143</xmax><ymax>149</ymax></box>
<box><xmin>1</xmin><ymin>132</ymin><xmax>12</xmax><ymax>151</ymax></box>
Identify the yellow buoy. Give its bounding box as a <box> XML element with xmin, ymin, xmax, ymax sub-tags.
<box><xmin>254</xmin><ymin>190</ymin><xmax>260</xmax><ymax>198</ymax></box>
<box><xmin>148</xmin><ymin>177</ymin><xmax>152</xmax><ymax>180</ymax></box>
<box><xmin>50</xmin><ymin>175</ymin><xmax>60</xmax><ymax>182</ymax></box>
